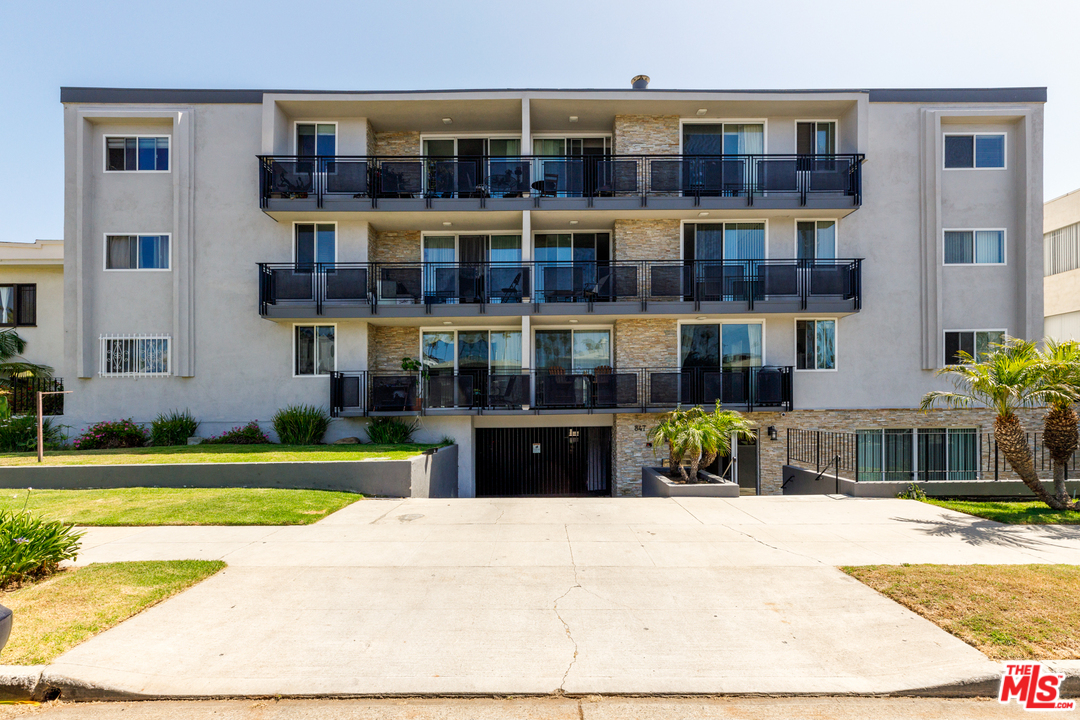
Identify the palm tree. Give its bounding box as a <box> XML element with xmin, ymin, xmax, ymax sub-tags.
<box><xmin>0</xmin><ymin>329</ymin><xmax>51</xmax><ymax>381</ymax></box>
<box><xmin>699</xmin><ymin>403</ymin><xmax>757</xmax><ymax>475</ymax></box>
<box><xmin>921</xmin><ymin>338</ymin><xmax>1077</xmax><ymax>511</ymax></box>
<box><xmin>1038</xmin><ymin>339</ymin><xmax>1080</xmax><ymax>504</ymax></box>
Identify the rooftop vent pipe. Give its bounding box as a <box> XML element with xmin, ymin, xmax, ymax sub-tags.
<box><xmin>631</xmin><ymin>75</ymin><xmax>650</xmax><ymax>90</ymax></box>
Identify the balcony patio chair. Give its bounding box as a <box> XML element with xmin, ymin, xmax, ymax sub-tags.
<box><xmin>270</xmin><ymin>162</ymin><xmax>312</xmax><ymax>198</ymax></box>
<box><xmin>498</xmin><ymin>272</ymin><xmax>523</xmax><ymax>303</ymax></box>
<box><xmin>530</xmin><ymin>172</ymin><xmax>560</xmax><ymax>198</ymax></box>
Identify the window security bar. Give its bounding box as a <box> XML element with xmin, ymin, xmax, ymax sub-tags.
<box><xmin>98</xmin><ymin>334</ymin><xmax>171</xmax><ymax>377</ymax></box>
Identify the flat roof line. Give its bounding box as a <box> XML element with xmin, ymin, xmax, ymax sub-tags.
<box><xmin>60</xmin><ymin>86</ymin><xmax>1048</xmax><ymax>105</ymax></box>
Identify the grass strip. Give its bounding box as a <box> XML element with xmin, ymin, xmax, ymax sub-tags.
<box><xmin>843</xmin><ymin>564</ymin><xmax>1080</xmax><ymax>659</ymax></box>
<box><xmin>0</xmin><ymin>487</ymin><xmax>362</xmax><ymax>526</ymax></box>
<box><xmin>0</xmin><ymin>443</ymin><xmax>439</xmax><ymax>467</ymax></box>
<box><xmin>0</xmin><ymin>560</ymin><xmax>226</xmax><ymax>665</ymax></box>
<box><xmin>925</xmin><ymin>499</ymin><xmax>1080</xmax><ymax>525</ymax></box>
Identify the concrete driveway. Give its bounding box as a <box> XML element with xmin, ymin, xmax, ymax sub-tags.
<box><xmin>39</xmin><ymin>496</ymin><xmax>1080</xmax><ymax>698</ymax></box>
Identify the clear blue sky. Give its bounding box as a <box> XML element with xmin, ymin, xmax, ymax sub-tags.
<box><xmin>2</xmin><ymin>0</ymin><xmax>1077</xmax><ymax>243</ymax></box>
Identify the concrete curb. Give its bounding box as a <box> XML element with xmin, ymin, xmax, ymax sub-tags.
<box><xmin>2</xmin><ymin>665</ymin><xmax>1076</xmax><ymax>701</ymax></box>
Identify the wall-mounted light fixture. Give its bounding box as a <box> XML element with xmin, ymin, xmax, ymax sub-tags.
<box><xmin>767</xmin><ymin>426</ymin><xmax>778</xmax><ymax>441</ymax></box>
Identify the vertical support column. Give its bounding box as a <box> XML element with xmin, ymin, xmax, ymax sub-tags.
<box><xmin>521</xmin><ymin>314</ymin><xmax>532</xmax><ymax>408</ymax></box>
<box><xmin>521</xmin><ymin>97</ymin><xmax>531</xmax><ymax>165</ymax></box>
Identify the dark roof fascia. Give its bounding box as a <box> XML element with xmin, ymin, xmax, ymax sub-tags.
<box><xmin>61</xmin><ymin>86</ymin><xmax>1047</xmax><ymax>105</ymax></box>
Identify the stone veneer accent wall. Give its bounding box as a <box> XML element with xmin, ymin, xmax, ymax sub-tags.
<box><xmin>614</xmin><ymin>319</ymin><xmax>677</xmax><ymax>370</ymax></box>
<box><xmin>370</xmin><ymin>230</ymin><xmax>421</xmax><ymax>264</ymax></box>
<box><xmin>613</xmin><ymin>115</ymin><xmax>681</xmax><ymax>155</ymax></box>
<box><xmin>613</xmin><ymin>219</ymin><xmax>681</xmax><ymax>261</ymax></box>
<box><xmin>614</xmin><ymin>407</ymin><xmax>1050</xmax><ymax>497</ymax></box>
<box><xmin>368</xmin><ymin>326</ymin><xmax>419</xmax><ymax>374</ymax></box>
<box><xmin>373</xmin><ymin>131</ymin><xmax>421</xmax><ymax>156</ymax></box>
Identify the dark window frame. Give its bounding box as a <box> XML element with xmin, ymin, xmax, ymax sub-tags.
<box><xmin>0</xmin><ymin>284</ymin><xmax>36</xmax><ymax>328</ymax></box>
<box><xmin>943</xmin><ymin>133</ymin><xmax>1006</xmax><ymax>169</ymax></box>
<box><xmin>944</xmin><ymin>330</ymin><xmax>1006</xmax><ymax>366</ymax></box>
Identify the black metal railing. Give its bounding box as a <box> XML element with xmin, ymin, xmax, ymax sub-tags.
<box><xmin>786</xmin><ymin>428</ymin><xmax>1080</xmax><ymax>484</ymax></box>
<box><xmin>259</xmin><ymin>259</ymin><xmax>861</xmax><ymax>315</ymax></box>
<box><xmin>330</xmin><ymin>366</ymin><xmax>794</xmax><ymax>417</ymax></box>
<box><xmin>258</xmin><ymin>153</ymin><xmax>864</xmax><ymax>208</ymax></box>
<box><xmin>8</xmin><ymin>376</ymin><xmax>64</xmax><ymax>416</ymax></box>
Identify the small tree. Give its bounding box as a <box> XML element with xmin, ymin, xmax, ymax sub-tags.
<box><xmin>1038</xmin><ymin>339</ymin><xmax>1080</xmax><ymax>505</ymax></box>
<box><xmin>647</xmin><ymin>405</ymin><xmax>755</xmax><ymax>482</ymax></box>
<box><xmin>921</xmin><ymin>338</ymin><xmax>1078</xmax><ymax>511</ymax></box>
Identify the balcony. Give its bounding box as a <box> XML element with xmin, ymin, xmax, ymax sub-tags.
<box><xmin>258</xmin><ymin>259</ymin><xmax>862</xmax><ymax>318</ymax></box>
<box><xmin>258</xmin><ymin>154</ymin><xmax>864</xmax><ymax>212</ymax></box>
<box><xmin>330</xmin><ymin>366</ymin><xmax>793</xmax><ymax>417</ymax></box>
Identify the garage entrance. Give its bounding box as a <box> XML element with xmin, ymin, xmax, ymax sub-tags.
<box><xmin>475</xmin><ymin>427</ymin><xmax>612</xmax><ymax>496</ymax></box>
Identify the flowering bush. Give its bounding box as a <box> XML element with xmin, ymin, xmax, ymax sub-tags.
<box><xmin>73</xmin><ymin>419</ymin><xmax>148</xmax><ymax>450</ymax></box>
<box><xmin>203</xmin><ymin>421</ymin><xmax>271</xmax><ymax>445</ymax></box>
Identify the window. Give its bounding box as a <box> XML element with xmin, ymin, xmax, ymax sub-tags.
<box><xmin>105</xmin><ymin>136</ymin><xmax>169</xmax><ymax>171</ymax></box>
<box><xmin>105</xmin><ymin>235</ymin><xmax>170</xmax><ymax>270</ymax></box>
<box><xmin>796</xmin><ymin>320</ymin><xmax>835</xmax><ymax>370</ymax></box>
<box><xmin>796</xmin><ymin>122</ymin><xmax>836</xmax><ymax>155</ymax></box>
<box><xmin>943</xmin><ymin>230</ymin><xmax>1004</xmax><ymax>264</ymax></box>
<box><xmin>944</xmin><ymin>330</ymin><xmax>1006</xmax><ymax>365</ymax></box>
<box><xmin>858</xmin><ymin>428</ymin><xmax>978</xmax><ymax>482</ymax></box>
<box><xmin>296</xmin><ymin>124</ymin><xmax>336</xmax><ymax>156</ymax></box>
<box><xmin>535</xmin><ymin>329</ymin><xmax>611</xmax><ymax>372</ymax></box>
<box><xmin>295</xmin><ymin>325</ymin><xmax>335</xmax><ymax>376</ymax></box>
<box><xmin>944</xmin><ymin>133</ymin><xmax>1005</xmax><ymax>169</ymax></box>
<box><xmin>0</xmin><ymin>285</ymin><xmax>36</xmax><ymax>327</ymax></box>
<box><xmin>99</xmin><ymin>335</ymin><xmax>170</xmax><ymax>377</ymax></box>
<box><xmin>420</xmin><ymin>330</ymin><xmax>522</xmax><ymax>373</ymax></box>
<box><xmin>796</xmin><ymin>221</ymin><xmax>836</xmax><ymax>260</ymax></box>
<box><xmin>294</xmin><ymin>224</ymin><xmax>335</xmax><ymax>267</ymax></box>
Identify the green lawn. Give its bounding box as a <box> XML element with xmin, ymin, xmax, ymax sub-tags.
<box><xmin>0</xmin><ymin>560</ymin><xmax>225</xmax><ymax>665</ymax></box>
<box><xmin>926</xmin><ymin>498</ymin><xmax>1080</xmax><ymax>525</ymax></box>
<box><xmin>0</xmin><ymin>443</ymin><xmax>440</xmax><ymax>467</ymax></box>
<box><xmin>844</xmin><ymin>564</ymin><xmax>1080</xmax><ymax>660</ymax></box>
<box><xmin>0</xmin><ymin>487</ymin><xmax>363</xmax><ymax>526</ymax></box>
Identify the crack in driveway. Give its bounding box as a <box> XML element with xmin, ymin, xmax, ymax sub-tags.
<box><xmin>552</xmin><ymin>525</ymin><xmax>581</xmax><ymax>693</ymax></box>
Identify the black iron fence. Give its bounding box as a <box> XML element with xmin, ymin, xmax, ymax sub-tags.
<box><xmin>7</xmin><ymin>377</ymin><xmax>64</xmax><ymax>416</ymax></box>
<box><xmin>259</xmin><ymin>259</ymin><xmax>861</xmax><ymax>315</ymax></box>
<box><xmin>259</xmin><ymin>153</ymin><xmax>864</xmax><ymax>208</ymax></box>
<box><xmin>330</xmin><ymin>366</ymin><xmax>793</xmax><ymax>417</ymax></box>
<box><xmin>786</xmin><ymin>428</ymin><xmax>1080</xmax><ymax>483</ymax></box>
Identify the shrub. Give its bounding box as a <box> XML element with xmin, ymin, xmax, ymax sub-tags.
<box><xmin>203</xmin><ymin>421</ymin><xmax>271</xmax><ymax>445</ymax></box>
<box><xmin>0</xmin><ymin>415</ymin><xmax>63</xmax><ymax>453</ymax></box>
<box><xmin>366</xmin><ymin>416</ymin><xmax>418</xmax><ymax>444</ymax></box>
<box><xmin>73</xmin><ymin>419</ymin><xmax>148</xmax><ymax>450</ymax></box>
<box><xmin>151</xmin><ymin>409</ymin><xmax>199</xmax><ymax>447</ymax></box>
<box><xmin>272</xmin><ymin>404</ymin><xmax>330</xmax><ymax>445</ymax></box>
<box><xmin>0</xmin><ymin>508</ymin><xmax>82</xmax><ymax>588</ymax></box>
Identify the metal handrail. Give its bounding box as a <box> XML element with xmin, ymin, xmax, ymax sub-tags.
<box><xmin>258</xmin><ymin>153</ymin><xmax>865</xmax><ymax>208</ymax></box>
<box><xmin>259</xmin><ymin>259</ymin><xmax>863</xmax><ymax>314</ymax></box>
<box><xmin>330</xmin><ymin>366</ymin><xmax>794</xmax><ymax>417</ymax></box>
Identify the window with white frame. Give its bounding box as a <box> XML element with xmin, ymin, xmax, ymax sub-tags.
<box><xmin>944</xmin><ymin>230</ymin><xmax>1004</xmax><ymax>265</ymax></box>
<box><xmin>944</xmin><ymin>133</ymin><xmax>1005</xmax><ymax>169</ymax></box>
<box><xmin>795</xmin><ymin>319</ymin><xmax>835</xmax><ymax>370</ymax></box>
<box><xmin>944</xmin><ymin>330</ymin><xmax>1005</xmax><ymax>365</ymax></box>
<box><xmin>857</xmin><ymin>427</ymin><xmax>978</xmax><ymax>482</ymax></box>
<box><xmin>796</xmin><ymin>221</ymin><xmax>836</xmax><ymax>260</ymax></box>
<box><xmin>105</xmin><ymin>235</ymin><xmax>170</xmax><ymax>270</ymax></box>
<box><xmin>105</xmin><ymin>136</ymin><xmax>169</xmax><ymax>171</ymax></box>
<box><xmin>99</xmin><ymin>334</ymin><xmax>170</xmax><ymax>377</ymax></box>
<box><xmin>295</xmin><ymin>325</ymin><xmax>335</xmax><ymax>376</ymax></box>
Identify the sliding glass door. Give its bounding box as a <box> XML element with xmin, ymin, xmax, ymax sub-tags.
<box><xmin>679</xmin><ymin>322</ymin><xmax>763</xmax><ymax>404</ymax></box>
<box><xmin>421</xmin><ymin>234</ymin><xmax>522</xmax><ymax>303</ymax></box>
<box><xmin>421</xmin><ymin>329</ymin><xmax>522</xmax><ymax>408</ymax></box>
<box><xmin>683</xmin><ymin>223</ymin><xmax>765</xmax><ymax>300</ymax></box>
<box><xmin>534</xmin><ymin>233</ymin><xmax>610</xmax><ymax>302</ymax></box>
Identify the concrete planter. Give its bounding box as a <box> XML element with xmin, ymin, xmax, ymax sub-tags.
<box><xmin>0</xmin><ymin>445</ymin><xmax>459</xmax><ymax>499</ymax></box>
<box><xmin>641</xmin><ymin>466</ymin><xmax>740</xmax><ymax>498</ymax></box>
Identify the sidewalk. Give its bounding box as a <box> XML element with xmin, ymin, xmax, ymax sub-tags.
<box><xmin>23</xmin><ymin>497</ymin><xmax>1080</xmax><ymax>698</ymax></box>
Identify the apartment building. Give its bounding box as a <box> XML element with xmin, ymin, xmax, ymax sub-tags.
<box><xmin>61</xmin><ymin>82</ymin><xmax>1045</xmax><ymax>497</ymax></box>
<box><xmin>1044</xmin><ymin>188</ymin><xmax>1080</xmax><ymax>341</ymax></box>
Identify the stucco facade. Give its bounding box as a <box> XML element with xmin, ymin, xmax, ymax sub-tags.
<box><xmin>59</xmin><ymin>85</ymin><xmax>1045</xmax><ymax>496</ymax></box>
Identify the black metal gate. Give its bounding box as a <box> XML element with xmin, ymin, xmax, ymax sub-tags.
<box><xmin>475</xmin><ymin>427</ymin><xmax>612</xmax><ymax>497</ymax></box>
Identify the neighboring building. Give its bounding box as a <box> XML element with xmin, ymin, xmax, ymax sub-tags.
<box><xmin>61</xmin><ymin>82</ymin><xmax>1045</xmax><ymax>497</ymax></box>
<box><xmin>1044</xmin><ymin>189</ymin><xmax>1080</xmax><ymax>341</ymax></box>
<box><xmin>0</xmin><ymin>240</ymin><xmax>64</xmax><ymax>370</ymax></box>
